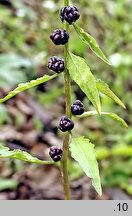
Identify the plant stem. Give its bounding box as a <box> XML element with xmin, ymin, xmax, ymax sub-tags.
<box><xmin>61</xmin><ymin>0</ymin><xmax>71</xmax><ymax>200</ymax></box>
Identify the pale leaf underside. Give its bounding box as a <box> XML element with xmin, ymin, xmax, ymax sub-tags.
<box><xmin>0</xmin><ymin>145</ymin><xmax>54</xmax><ymax>164</ymax></box>
<box><xmin>70</xmin><ymin>136</ymin><xmax>102</xmax><ymax>196</ymax></box>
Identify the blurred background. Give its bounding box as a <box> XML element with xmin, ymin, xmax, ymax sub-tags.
<box><xmin>0</xmin><ymin>0</ymin><xmax>131</xmax><ymax>200</ymax></box>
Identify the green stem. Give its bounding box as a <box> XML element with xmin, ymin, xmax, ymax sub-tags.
<box><xmin>64</xmin><ymin>38</ymin><xmax>71</xmax><ymax>118</ymax></box>
<box><xmin>61</xmin><ymin>0</ymin><xmax>71</xmax><ymax>200</ymax></box>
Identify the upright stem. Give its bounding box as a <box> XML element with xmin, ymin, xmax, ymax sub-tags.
<box><xmin>61</xmin><ymin>0</ymin><xmax>71</xmax><ymax>200</ymax></box>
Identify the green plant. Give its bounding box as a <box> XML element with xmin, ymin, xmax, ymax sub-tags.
<box><xmin>0</xmin><ymin>0</ymin><xmax>127</xmax><ymax>200</ymax></box>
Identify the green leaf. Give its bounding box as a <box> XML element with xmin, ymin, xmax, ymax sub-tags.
<box><xmin>73</xmin><ymin>24</ymin><xmax>111</xmax><ymax>65</ymax></box>
<box><xmin>0</xmin><ymin>74</ymin><xmax>58</xmax><ymax>103</ymax></box>
<box><xmin>67</xmin><ymin>52</ymin><xmax>101</xmax><ymax>114</ymax></box>
<box><xmin>77</xmin><ymin>111</ymin><xmax>128</xmax><ymax>127</ymax></box>
<box><xmin>96</xmin><ymin>79</ymin><xmax>126</xmax><ymax>109</ymax></box>
<box><xmin>0</xmin><ymin>145</ymin><xmax>54</xmax><ymax>164</ymax></box>
<box><xmin>70</xmin><ymin>136</ymin><xmax>102</xmax><ymax>196</ymax></box>
<box><xmin>0</xmin><ymin>178</ymin><xmax>18</xmax><ymax>191</ymax></box>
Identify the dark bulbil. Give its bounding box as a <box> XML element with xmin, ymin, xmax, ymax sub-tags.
<box><xmin>71</xmin><ymin>100</ymin><xmax>84</xmax><ymax>115</ymax></box>
<box><xmin>50</xmin><ymin>29</ymin><xmax>69</xmax><ymax>45</ymax></box>
<box><xmin>48</xmin><ymin>56</ymin><xmax>65</xmax><ymax>73</ymax></box>
<box><xmin>59</xmin><ymin>116</ymin><xmax>74</xmax><ymax>132</ymax></box>
<box><xmin>60</xmin><ymin>6</ymin><xmax>80</xmax><ymax>25</ymax></box>
<box><xmin>49</xmin><ymin>146</ymin><xmax>62</xmax><ymax>162</ymax></box>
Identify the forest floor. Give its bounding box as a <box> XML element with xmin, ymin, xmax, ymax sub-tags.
<box><xmin>0</xmin><ymin>91</ymin><xmax>131</xmax><ymax>200</ymax></box>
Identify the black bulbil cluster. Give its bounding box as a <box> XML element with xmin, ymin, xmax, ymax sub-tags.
<box><xmin>59</xmin><ymin>116</ymin><xmax>74</xmax><ymax>132</ymax></box>
<box><xmin>50</xmin><ymin>29</ymin><xmax>69</xmax><ymax>45</ymax></box>
<box><xmin>48</xmin><ymin>56</ymin><xmax>65</xmax><ymax>73</ymax></box>
<box><xmin>60</xmin><ymin>6</ymin><xmax>80</xmax><ymax>25</ymax></box>
<box><xmin>48</xmin><ymin>5</ymin><xmax>80</xmax><ymax>158</ymax></box>
<box><xmin>71</xmin><ymin>100</ymin><xmax>84</xmax><ymax>115</ymax></box>
<box><xmin>48</xmin><ymin>5</ymin><xmax>80</xmax><ymax>74</ymax></box>
<box><xmin>49</xmin><ymin>146</ymin><xmax>62</xmax><ymax>162</ymax></box>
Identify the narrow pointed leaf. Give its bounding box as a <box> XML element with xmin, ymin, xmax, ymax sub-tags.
<box><xmin>70</xmin><ymin>136</ymin><xmax>102</xmax><ymax>196</ymax></box>
<box><xmin>77</xmin><ymin>111</ymin><xmax>128</xmax><ymax>127</ymax></box>
<box><xmin>96</xmin><ymin>79</ymin><xmax>126</xmax><ymax>109</ymax></box>
<box><xmin>67</xmin><ymin>52</ymin><xmax>101</xmax><ymax>114</ymax></box>
<box><xmin>0</xmin><ymin>145</ymin><xmax>54</xmax><ymax>164</ymax></box>
<box><xmin>101</xmin><ymin>112</ymin><xmax>128</xmax><ymax>127</ymax></box>
<box><xmin>0</xmin><ymin>74</ymin><xmax>58</xmax><ymax>103</ymax></box>
<box><xmin>73</xmin><ymin>24</ymin><xmax>111</xmax><ymax>65</ymax></box>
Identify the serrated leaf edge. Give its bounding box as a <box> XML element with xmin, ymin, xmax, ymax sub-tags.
<box><xmin>70</xmin><ymin>136</ymin><xmax>102</xmax><ymax>196</ymax></box>
<box><xmin>67</xmin><ymin>52</ymin><xmax>101</xmax><ymax>114</ymax></box>
<box><xmin>0</xmin><ymin>73</ymin><xmax>59</xmax><ymax>103</ymax></box>
<box><xmin>0</xmin><ymin>145</ymin><xmax>54</xmax><ymax>164</ymax></box>
<box><xmin>73</xmin><ymin>24</ymin><xmax>111</xmax><ymax>65</ymax></box>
